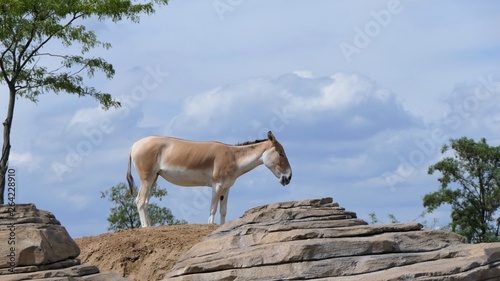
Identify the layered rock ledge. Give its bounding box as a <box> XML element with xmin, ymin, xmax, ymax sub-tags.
<box><xmin>0</xmin><ymin>204</ymin><xmax>130</xmax><ymax>281</ymax></box>
<box><xmin>165</xmin><ymin>198</ymin><xmax>500</xmax><ymax>281</ymax></box>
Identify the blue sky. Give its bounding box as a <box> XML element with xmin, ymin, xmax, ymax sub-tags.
<box><xmin>2</xmin><ymin>0</ymin><xmax>500</xmax><ymax>238</ymax></box>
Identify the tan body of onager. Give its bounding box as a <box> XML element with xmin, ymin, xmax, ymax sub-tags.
<box><xmin>126</xmin><ymin>131</ymin><xmax>292</xmax><ymax>227</ymax></box>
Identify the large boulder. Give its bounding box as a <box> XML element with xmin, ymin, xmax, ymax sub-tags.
<box><xmin>0</xmin><ymin>203</ymin><xmax>131</xmax><ymax>281</ymax></box>
<box><xmin>0</xmin><ymin>203</ymin><xmax>80</xmax><ymax>272</ymax></box>
<box><xmin>165</xmin><ymin>197</ymin><xmax>500</xmax><ymax>280</ymax></box>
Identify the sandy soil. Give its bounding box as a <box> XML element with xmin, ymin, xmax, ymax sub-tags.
<box><xmin>74</xmin><ymin>224</ymin><xmax>219</xmax><ymax>281</ymax></box>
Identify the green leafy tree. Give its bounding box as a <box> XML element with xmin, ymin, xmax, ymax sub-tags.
<box><xmin>100</xmin><ymin>182</ymin><xmax>186</xmax><ymax>230</ymax></box>
<box><xmin>425</xmin><ymin>137</ymin><xmax>500</xmax><ymax>243</ymax></box>
<box><xmin>0</xmin><ymin>0</ymin><xmax>168</xmax><ymax>203</ymax></box>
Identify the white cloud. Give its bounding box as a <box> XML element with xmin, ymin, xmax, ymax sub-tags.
<box><xmin>167</xmin><ymin>72</ymin><xmax>418</xmax><ymax>141</ymax></box>
<box><xmin>183</xmin><ymin>87</ymin><xmax>233</xmax><ymax>122</ymax></box>
<box><xmin>66</xmin><ymin>104</ymin><xmax>128</xmax><ymax>131</ymax></box>
<box><xmin>293</xmin><ymin>70</ymin><xmax>314</xmax><ymax>79</ymax></box>
<box><xmin>436</xmin><ymin>75</ymin><xmax>500</xmax><ymax>143</ymax></box>
<box><xmin>10</xmin><ymin>151</ymin><xmax>32</xmax><ymax>164</ymax></box>
<box><xmin>308</xmin><ymin>73</ymin><xmax>373</xmax><ymax>110</ymax></box>
<box><xmin>9</xmin><ymin>151</ymin><xmax>40</xmax><ymax>172</ymax></box>
<box><xmin>287</xmin><ymin>73</ymin><xmax>393</xmax><ymax>115</ymax></box>
<box><xmin>68</xmin><ymin>106</ymin><xmax>109</xmax><ymax>129</ymax></box>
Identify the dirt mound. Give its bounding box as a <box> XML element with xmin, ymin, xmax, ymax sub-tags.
<box><xmin>74</xmin><ymin>224</ymin><xmax>219</xmax><ymax>281</ymax></box>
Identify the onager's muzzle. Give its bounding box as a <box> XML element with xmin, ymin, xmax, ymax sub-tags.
<box><xmin>280</xmin><ymin>171</ymin><xmax>292</xmax><ymax>186</ymax></box>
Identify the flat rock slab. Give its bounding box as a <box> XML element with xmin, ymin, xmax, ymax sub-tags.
<box><xmin>164</xmin><ymin>197</ymin><xmax>500</xmax><ymax>281</ymax></box>
<box><xmin>0</xmin><ymin>264</ymin><xmax>130</xmax><ymax>281</ymax></box>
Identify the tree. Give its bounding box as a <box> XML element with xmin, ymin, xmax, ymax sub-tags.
<box><xmin>425</xmin><ymin>137</ymin><xmax>500</xmax><ymax>243</ymax></box>
<box><xmin>100</xmin><ymin>182</ymin><xmax>186</xmax><ymax>231</ymax></box>
<box><xmin>0</xmin><ymin>0</ymin><xmax>168</xmax><ymax>204</ymax></box>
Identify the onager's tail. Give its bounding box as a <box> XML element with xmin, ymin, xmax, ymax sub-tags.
<box><xmin>126</xmin><ymin>150</ymin><xmax>136</xmax><ymax>195</ymax></box>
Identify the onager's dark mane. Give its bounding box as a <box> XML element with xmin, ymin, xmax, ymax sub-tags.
<box><xmin>235</xmin><ymin>139</ymin><xmax>267</xmax><ymax>146</ymax></box>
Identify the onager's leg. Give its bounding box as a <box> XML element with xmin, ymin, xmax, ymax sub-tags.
<box><xmin>208</xmin><ymin>183</ymin><xmax>223</xmax><ymax>224</ymax></box>
<box><xmin>219</xmin><ymin>188</ymin><xmax>230</xmax><ymax>225</ymax></box>
<box><xmin>136</xmin><ymin>175</ymin><xmax>157</xmax><ymax>227</ymax></box>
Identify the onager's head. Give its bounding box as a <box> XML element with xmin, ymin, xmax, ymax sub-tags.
<box><xmin>262</xmin><ymin>131</ymin><xmax>292</xmax><ymax>186</ymax></box>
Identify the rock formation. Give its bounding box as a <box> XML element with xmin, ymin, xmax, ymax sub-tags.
<box><xmin>165</xmin><ymin>197</ymin><xmax>500</xmax><ymax>280</ymax></box>
<box><xmin>0</xmin><ymin>203</ymin><xmax>130</xmax><ymax>281</ymax></box>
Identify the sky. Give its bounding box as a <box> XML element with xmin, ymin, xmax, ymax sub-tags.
<box><xmin>2</xmin><ymin>0</ymin><xmax>500</xmax><ymax>238</ymax></box>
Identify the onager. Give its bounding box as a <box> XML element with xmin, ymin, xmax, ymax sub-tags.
<box><xmin>126</xmin><ymin>131</ymin><xmax>292</xmax><ymax>227</ymax></box>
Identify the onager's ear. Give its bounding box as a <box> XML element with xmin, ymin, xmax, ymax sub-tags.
<box><xmin>267</xmin><ymin>131</ymin><xmax>276</xmax><ymax>143</ymax></box>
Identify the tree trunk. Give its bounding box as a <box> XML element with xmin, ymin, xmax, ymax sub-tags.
<box><xmin>0</xmin><ymin>87</ymin><xmax>16</xmax><ymax>204</ymax></box>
